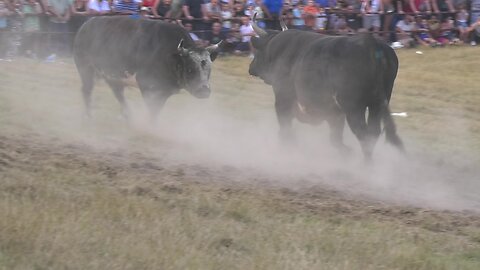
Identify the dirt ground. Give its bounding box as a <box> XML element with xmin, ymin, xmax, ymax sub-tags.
<box><xmin>1</xmin><ymin>49</ymin><xmax>480</xmax><ymax>269</ymax></box>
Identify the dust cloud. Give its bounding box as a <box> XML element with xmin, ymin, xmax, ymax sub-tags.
<box><xmin>2</xmin><ymin>65</ymin><xmax>480</xmax><ymax>213</ymax></box>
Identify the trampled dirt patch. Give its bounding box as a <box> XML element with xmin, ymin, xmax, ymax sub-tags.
<box><xmin>2</xmin><ymin>132</ymin><xmax>480</xmax><ymax>239</ymax></box>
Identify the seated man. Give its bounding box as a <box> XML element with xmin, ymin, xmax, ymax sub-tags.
<box><xmin>183</xmin><ymin>22</ymin><xmax>204</xmax><ymax>46</ymax></box>
<box><xmin>468</xmin><ymin>17</ymin><xmax>480</xmax><ymax>46</ymax></box>
<box><xmin>395</xmin><ymin>14</ymin><xmax>416</xmax><ymax>48</ymax></box>
<box><xmin>204</xmin><ymin>22</ymin><xmax>226</xmax><ymax>46</ymax></box>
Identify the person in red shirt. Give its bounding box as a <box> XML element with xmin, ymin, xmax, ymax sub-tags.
<box><xmin>142</xmin><ymin>0</ymin><xmax>155</xmax><ymax>8</ymax></box>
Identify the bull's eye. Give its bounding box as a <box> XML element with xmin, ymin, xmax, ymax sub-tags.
<box><xmin>201</xmin><ymin>60</ymin><xmax>206</xmax><ymax>68</ymax></box>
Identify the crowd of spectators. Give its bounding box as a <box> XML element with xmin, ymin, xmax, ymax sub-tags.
<box><xmin>0</xmin><ymin>0</ymin><xmax>479</xmax><ymax>61</ymax></box>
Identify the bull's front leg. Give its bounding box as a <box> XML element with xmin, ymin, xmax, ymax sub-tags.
<box><xmin>140</xmin><ymin>89</ymin><xmax>171</xmax><ymax>123</ymax></box>
<box><xmin>273</xmin><ymin>87</ymin><xmax>296</xmax><ymax>143</ymax></box>
<box><xmin>137</xmin><ymin>73</ymin><xmax>173</xmax><ymax>123</ymax></box>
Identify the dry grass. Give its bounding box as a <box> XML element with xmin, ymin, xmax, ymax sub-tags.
<box><xmin>1</xmin><ymin>47</ymin><xmax>480</xmax><ymax>269</ymax></box>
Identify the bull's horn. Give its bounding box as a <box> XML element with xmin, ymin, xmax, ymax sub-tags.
<box><xmin>206</xmin><ymin>40</ymin><xmax>222</xmax><ymax>53</ymax></box>
<box><xmin>177</xmin><ymin>39</ymin><xmax>188</xmax><ymax>55</ymax></box>
<box><xmin>280</xmin><ymin>17</ymin><xmax>288</xmax><ymax>31</ymax></box>
<box><xmin>252</xmin><ymin>13</ymin><xmax>267</xmax><ymax>37</ymax></box>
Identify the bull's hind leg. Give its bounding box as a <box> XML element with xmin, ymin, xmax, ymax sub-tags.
<box><xmin>77</xmin><ymin>65</ymin><xmax>95</xmax><ymax>118</ymax></box>
<box><xmin>345</xmin><ymin>107</ymin><xmax>372</xmax><ymax>159</ymax></box>
<box><xmin>105</xmin><ymin>79</ymin><xmax>129</xmax><ymax>120</ymax></box>
<box><xmin>366</xmin><ymin>104</ymin><xmax>382</xmax><ymax>154</ymax></box>
<box><xmin>139</xmin><ymin>88</ymin><xmax>170</xmax><ymax>123</ymax></box>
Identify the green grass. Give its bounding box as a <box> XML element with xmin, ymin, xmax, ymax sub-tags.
<box><xmin>1</xmin><ymin>48</ymin><xmax>480</xmax><ymax>269</ymax></box>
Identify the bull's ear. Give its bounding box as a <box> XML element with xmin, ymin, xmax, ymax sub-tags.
<box><xmin>210</xmin><ymin>52</ymin><xmax>218</xmax><ymax>62</ymax></box>
<box><xmin>177</xmin><ymin>39</ymin><xmax>189</xmax><ymax>56</ymax></box>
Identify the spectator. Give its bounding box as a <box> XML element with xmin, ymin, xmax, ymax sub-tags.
<box><xmin>71</xmin><ymin>0</ymin><xmax>89</xmax><ymax>33</ymax></box>
<box><xmin>114</xmin><ymin>0</ymin><xmax>140</xmax><ymax>14</ymax></box>
<box><xmin>205</xmin><ymin>0</ymin><xmax>222</xmax><ymax>21</ymax></box>
<box><xmin>281</xmin><ymin>2</ymin><xmax>294</xmax><ymax>28</ymax></box>
<box><xmin>395</xmin><ymin>14</ymin><xmax>415</xmax><ymax>47</ymax></box>
<box><xmin>0</xmin><ymin>0</ymin><xmax>12</xmax><ymax>60</ymax></box>
<box><xmin>303</xmin><ymin>0</ymin><xmax>319</xmax><ymax>18</ymax></box>
<box><xmin>361</xmin><ymin>0</ymin><xmax>381</xmax><ymax>34</ymax></box>
<box><xmin>22</xmin><ymin>0</ymin><xmax>42</xmax><ymax>58</ymax></box>
<box><xmin>468</xmin><ymin>16</ymin><xmax>480</xmax><ymax>45</ymax></box>
<box><xmin>428</xmin><ymin>14</ymin><xmax>441</xmax><ymax>39</ymax></box>
<box><xmin>345</xmin><ymin>5</ymin><xmax>361</xmax><ymax>32</ymax></box>
<box><xmin>415</xmin><ymin>17</ymin><xmax>439</xmax><ymax>46</ymax></box>
<box><xmin>142</xmin><ymin>0</ymin><xmax>155</xmax><ymax>8</ymax></box>
<box><xmin>233</xmin><ymin>1</ymin><xmax>246</xmax><ymax>18</ymax></box>
<box><xmin>5</xmin><ymin>0</ymin><xmax>23</xmax><ymax>60</ymax></box>
<box><xmin>432</xmin><ymin>0</ymin><xmax>455</xmax><ymax>17</ymax></box>
<box><xmin>235</xmin><ymin>15</ymin><xmax>254</xmax><ymax>56</ymax></box>
<box><xmin>335</xmin><ymin>14</ymin><xmax>353</xmax><ymax>34</ymax></box>
<box><xmin>46</xmin><ymin>0</ymin><xmax>72</xmax><ymax>59</ymax></box>
<box><xmin>183</xmin><ymin>21</ymin><xmax>204</xmax><ymax>45</ymax></box>
<box><xmin>456</xmin><ymin>4</ymin><xmax>468</xmax><ymax>42</ymax></box>
<box><xmin>409</xmin><ymin>0</ymin><xmax>432</xmax><ymax>14</ymax></box>
<box><xmin>382</xmin><ymin>0</ymin><xmax>395</xmax><ymax>42</ymax></box>
<box><xmin>220</xmin><ymin>2</ymin><xmax>233</xmax><ymax>29</ymax></box>
<box><xmin>263</xmin><ymin>0</ymin><xmax>283</xmax><ymax>30</ymax></box>
<box><xmin>88</xmin><ymin>0</ymin><xmax>111</xmax><ymax>14</ymax></box>
<box><xmin>152</xmin><ymin>0</ymin><xmax>171</xmax><ymax>18</ymax></box>
<box><xmin>471</xmin><ymin>0</ymin><xmax>480</xmax><ymax>26</ymax></box>
<box><xmin>182</xmin><ymin>0</ymin><xmax>207</xmax><ymax>36</ymax></box>
<box><xmin>303</xmin><ymin>12</ymin><xmax>316</xmax><ymax>30</ymax></box>
<box><xmin>226</xmin><ymin>21</ymin><xmax>241</xmax><ymax>51</ymax></box>
<box><xmin>436</xmin><ymin>17</ymin><xmax>456</xmax><ymax>45</ymax></box>
<box><xmin>204</xmin><ymin>21</ymin><xmax>226</xmax><ymax>46</ymax></box>
<box><xmin>291</xmin><ymin>2</ymin><xmax>304</xmax><ymax>29</ymax></box>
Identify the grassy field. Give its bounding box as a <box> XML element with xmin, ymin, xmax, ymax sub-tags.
<box><xmin>1</xmin><ymin>47</ymin><xmax>480</xmax><ymax>269</ymax></box>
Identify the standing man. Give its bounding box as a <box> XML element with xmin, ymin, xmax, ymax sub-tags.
<box><xmin>183</xmin><ymin>0</ymin><xmax>207</xmax><ymax>38</ymax></box>
<box><xmin>46</xmin><ymin>0</ymin><xmax>72</xmax><ymax>59</ymax></box>
<box><xmin>263</xmin><ymin>0</ymin><xmax>283</xmax><ymax>30</ymax></box>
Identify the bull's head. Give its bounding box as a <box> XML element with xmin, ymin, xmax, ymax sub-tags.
<box><xmin>248</xmin><ymin>13</ymin><xmax>281</xmax><ymax>85</ymax></box>
<box><xmin>177</xmin><ymin>39</ymin><xmax>222</xmax><ymax>99</ymax></box>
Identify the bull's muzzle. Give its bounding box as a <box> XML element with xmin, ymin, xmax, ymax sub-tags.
<box><xmin>192</xmin><ymin>85</ymin><xmax>211</xmax><ymax>99</ymax></box>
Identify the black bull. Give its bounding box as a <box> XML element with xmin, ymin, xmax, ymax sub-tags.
<box><xmin>73</xmin><ymin>16</ymin><xmax>220</xmax><ymax>119</ymax></box>
<box><xmin>249</xmin><ymin>22</ymin><xmax>404</xmax><ymax>159</ymax></box>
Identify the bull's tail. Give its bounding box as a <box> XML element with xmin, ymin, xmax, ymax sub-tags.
<box><xmin>370</xmin><ymin>36</ymin><xmax>405</xmax><ymax>152</ymax></box>
<box><xmin>380</xmin><ymin>102</ymin><xmax>405</xmax><ymax>152</ymax></box>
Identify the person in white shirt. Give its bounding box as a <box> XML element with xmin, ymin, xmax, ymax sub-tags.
<box><xmin>88</xmin><ymin>0</ymin><xmax>111</xmax><ymax>14</ymax></box>
<box><xmin>361</xmin><ymin>0</ymin><xmax>382</xmax><ymax>33</ymax></box>
<box><xmin>395</xmin><ymin>14</ymin><xmax>415</xmax><ymax>47</ymax></box>
<box><xmin>234</xmin><ymin>15</ymin><xmax>255</xmax><ymax>57</ymax></box>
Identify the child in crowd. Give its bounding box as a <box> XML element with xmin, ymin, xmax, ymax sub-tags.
<box><xmin>456</xmin><ymin>5</ymin><xmax>469</xmax><ymax>43</ymax></box>
<box><xmin>292</xmin><ymin>3</ymin><xmax>304</xmax><ymax>30</ymax></box>
<box><xmin>415</xmin><ymin>18</ymin><xmax>440</xmax><ymax>46</ymax></box>
<box><xmin>234</xmin><ymin>15</ymin><xmax>254</xmax><ymax>57</ymax></box>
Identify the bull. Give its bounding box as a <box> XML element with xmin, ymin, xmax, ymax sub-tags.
<box><xmin>249</xmin><ymin>15</ymin><xmax>404</xmax><ymax>159</ymax></box>
<box><xmin>73</xmin><ymin>16</ymin><xmax>221</xmax><ymax>119</ymax></box>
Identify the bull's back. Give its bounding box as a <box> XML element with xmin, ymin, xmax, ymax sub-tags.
<box><xmin>74</xmin><ymin>17</ymin><xmax>193</xmax><ymax>75</ymax></box>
